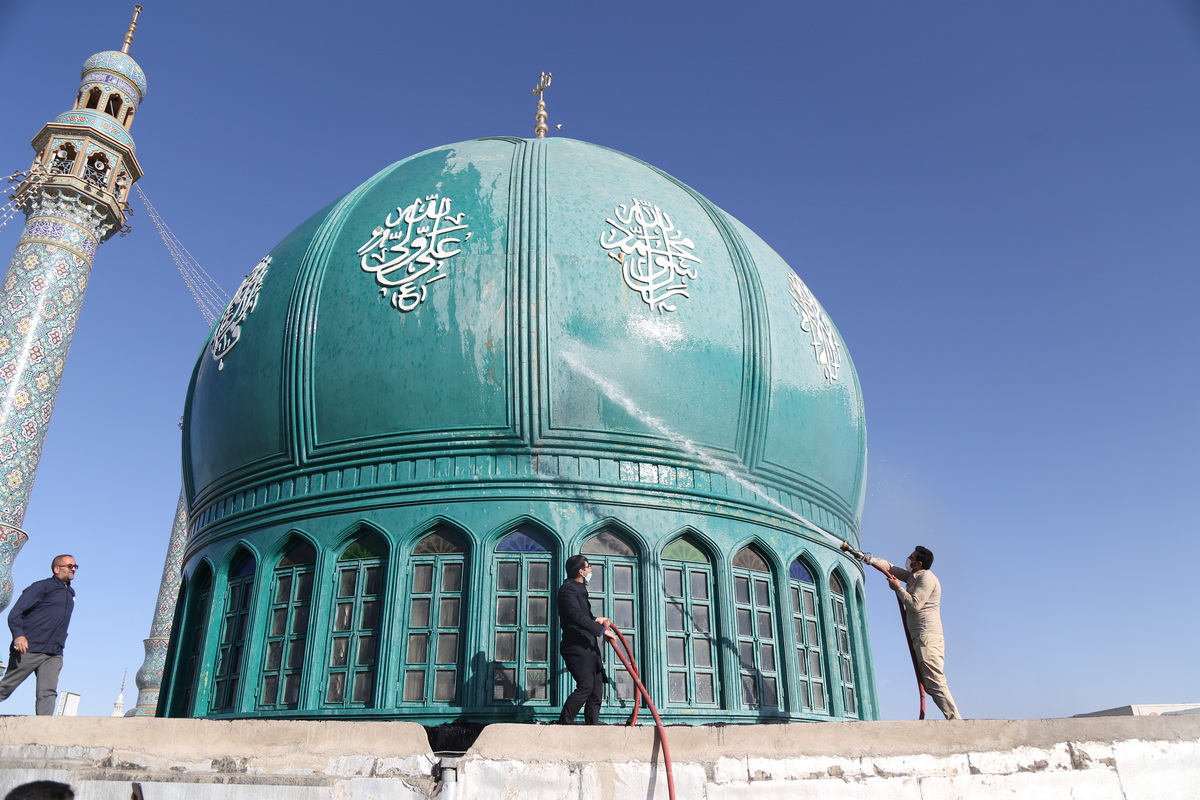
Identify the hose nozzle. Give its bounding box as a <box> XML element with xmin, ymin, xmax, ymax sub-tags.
<box><xmin>840</xmin><ymin>540</ymin><xmax>870</xmax><ymax>563</ymax></box>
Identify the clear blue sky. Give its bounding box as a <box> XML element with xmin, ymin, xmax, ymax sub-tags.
<box><xmin>1</xmin><ymin>0</ymin><xmax>1197</xmax><ymax>720</ymax></box>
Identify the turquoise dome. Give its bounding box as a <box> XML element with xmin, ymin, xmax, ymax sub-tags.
<box><xmin>184</xmin><ymin>137</ymin><xmax>865</xmax><ymax>537</ymax></box>
<box><xmin>82</xmin><ymin>50</ymin><xmax>146</xmax><ymax>98</ymax></box>
<box><xmin>168</xmin><ymin>137</ymin><xmax>874</xmax><ymax>725</ymax></box>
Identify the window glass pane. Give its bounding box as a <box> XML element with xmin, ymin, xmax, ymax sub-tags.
<box><xmin>754</xmin><ymin>580</ymin><xmax>770</xmax><ymax>607</ymax></box>
<box><xmin>410</xmin><ymin>598</ymin><xmax>430</xmax><ymax>627</ymax></box>
<box><xmin>741</xmin><ymin>675</ymin><xmax>758</xmax><ymax>704</ymax></box>
<box><xmin>414</xmin><ymin>564</ymin><xmax>434</xmax><ymax>593</ymax></box>
<box><xmin>794</xmin><ymin>619</ymin><xmax>805</xmax><ymax>647</ymax></box>
<box><xmin>757</xmin><ymin>611</ymin><xmax>773</xmax><ymax>639</ymax></box>
<box><xmin>295</xmin><ymin>572</ymin><xmax>313</xmax><ymax>601</ymax></box>
<box><xmin>327</xmin><ymin>672</ymin><xmax>345</xmax><ymax>703</ymax></box>
<box><xmin>495</xmin><ymin>631</ymin><xmax>516</xmax><ymax>661</ymax></box>
<box><xmin>526</xmin><ymin>668</ymin><xmax>548</xmax><ymax>699</ymax></box>
<box><xmin>614</xmin><ymin>599</ymin><xmax>634</xmax><ymax>628</ymax></box>
<box><xmin>352</xmin><ymin>671</ymin><xmax>374</xmax><ymax>703</ymax></box>
<box><xmin>262</xmin><ymin>676</ymin><xmax>278</xmax><ymax>705</ymax></box>
<box><xmin>582</xmin><ymin>530</ymin><xmax>635</xmax><ymax>556</ymax></box>
<box><xmin>415</xmin><ymin>531</ymin><xmax>465</xmax><ymax>554</ymax></box>
<box><xmin>407</xmin><ymin>633</ymin><xmax>429</xmax><ymax>664</ymax></box>
<box><xmin>276</xmin><ymin>575</ymin><xmax>292</xmax><ymax>603</ymax></box>
<box><xmin>266</xmin><ymin>642</ymin><xmax>282</xmax><ymax>670</ymax></box>
<box><xmin>329</xmin><ymin>638</ymin><xmax>348</xmax><ymax>667</ymax></box>
<box><xmin>434</xmin><ymin>670</ymin><xmax>456</xmax><ymax>702</ymax></box>
<box><xmin>271</xmin><ymin>608</ymin><xmax>287</xmax><ymax>636</ymax></box>
<box><xmin>663</xmin><ymin>538</ymin><xmax>706</xmax><ymax>563</ymax></box>
<box><xmin>692</xmin><ymin>604</ymin><xmax>710</xmax><ymax>633</ymax></box>
<box><xmin>364</xmin><ymin>566</ymin><xmax>383</xmax><ymax>594</ymax></box>
<box><xmin>527</xmin><ymin>632</ymin><xmax>547</xmax><ymax>662</ymax></box>
<box><xmin>493</xmin><ymin>668</ymin><xmax>516</xmax><ymax>700</ymax></box>
<box><xmin>803</xmin><ymin>589</ymin><xmax>816</xmax><ymax>616</ymax></box>
<box><xmin>291</xmin><ymin>604</ymin><xmax>310</xmax><ymax>634</ymax></box>
<box><xmin>357</xmin><ymin>635</ymin><xmax>377</xmax><ymax>666</ymax></box>
<box><xmin>334</xmin><ymin>602</ymin><xmax>353</xmax><ymax>631</ymax></box>
<box><xmin>589</xmin><ymin>597</ymin><xmax>604</xmax><ymax>619</ymax></box>
<box><xmin>738</xmin><ymin>642</ymin><xmax>754</xmax><ymax>670</ymax></box>
<box><xmin>733</xmin><ymin>547</ymin><xmax>769</xmax><ymax>572</ymax></box>
<box><xmin>497</xmin><ymin>596</ymin><xmax>518</xmax><ymax>625</ymax></box>
<box><xmin>737</xmin><ymin>609</ymin><xmax>752</xmax><ymax>636</ymax></box>
<box><xmin>404</xmin><ymin>670</ymin><xmax>425</xmax><ymax>702</ymax></box>
<box><xmin>436</xmin><ymin>633</ymin><xmax>458</xmax><ymax>664</ymax></box>
<box><xmin>496</xmin><ymin>530</ymin><xmax>551</xmax><ymax>552</ymax></box>
<box><xmin>762</xmin><ymin>676</ymin><xmax>778</xmax><ymax>706</ymax></box>
<box><xmin>528</xmin><ymin>561</ymin><xmax>549</xmax><ymax>590</ymax></box>
<box><xmin>734</xmin><ymin>577</ymin><xmax>750</xmax><ymax>604</ymax></box>
<box><xmin>790</xmin><ymin>560</ymin><xmax>815</xmax><ymax>583</ymax></box>
<box><xmin>666</xmin><ymin>603</ymin><xmax>684</xmax><ymax>631</ymax></box>
<box><xmin>283</xmin><ymin>674</ymin><xmax>301</xmax><ymax>704</ymax></box>
<box><xmin>361</xmin><ymin>600</ymin><xmax>379</xmax><ymax>629</ymax></box>
<box><xmin>442</xmin><ymin>562</ymin><xmax>463</xmax><ymax>592</ymax></box>
<box><xmin>341</xmin><ymin>535</ymin><xmax>386</xmax><ymax>560</ymax></box>
<box><xmin>280</xmin><ymin>541</ymin><xmax>317</xmax><ymax>566</ymax></box>
<box><xmin>439</xmin><ymin>597</ymin><xmax>460</xmax><ymax>627</ymax></box>
<box><xmin>497</xmin><ymin>562</ymin><xmax>519</xmax><ymax>591</ymax></box>
<box><xmin>809</xmin><ymin>651</ymin><xmax>823</xmax><ymax>678</ymax></box>
<box><xmin>806</xmin><ymin>620</ymin><xmax>819</xmax><ymax>645</ymax></box>
<box><xmin>664</xmin><ymin>569</ymin><xmax>683</xmax><ymax>597</ymax></box>
<box><xmin>615</xmin><ymin>669</ymin><xmax>635</xmax><ymax>701</ymax></box>
<box><xmin>668</xmin><ymin>672</ymin><xmax>687</xmax><ymax>702</ymax></box>
<box><xmin>814</xmin><ymin>686</ymin><xmax>827</xmax><ymax>711</ymax></box>
<box><xmin>287</xmin><ymin>640</ymin><xmax>305</xmax><ymax>668</ymax></box>
<box><xmin>694</xmin><ymin>638</ymin><xmax>712</xmax><ymax>668</ymax></box>
<box><xmin>696</xmin><ymin>673</ymin><xmax>715</xmax><ymax>704</ymax></box>
<box><xmin>667</xmin><ymin>637</ymin><xmax>686</xmax><ymax>666</ymax></box>
<box><xmin>614</xmin><ymin>565</ymin><xmax>634</xmax><ymax>594</ymax></box>
<box><xmin>590</xmin><ymin>563</ymin><xmax>604</xmax><ymax>588</ymax></box>
<box><xmin>229</xmin><ymin>551</ymin><xmax>255</xmax><ymax>578</ymax></box>
<box><xmin>830</xmin><ymin>573</ymin><xmax>844</xmax><ymax>595</ymax></box>
<box><xmin>527</xmin><ymin>596</ymin><xmax>548</xmax><ymax>625</ymax></box>
<box><xmin>338</xmin><ymin>569</ymin><xmax>357</xmax><ymax>598</ymax></box>
<box><xmin>690</xmin><ymin>571</ymin><xmax>709</xmax><ymax>600</ymax></box>
<box><xmin>761</xmin><ymin>643</ymin><xmax>776</xmax><ymax>672</ymax></box>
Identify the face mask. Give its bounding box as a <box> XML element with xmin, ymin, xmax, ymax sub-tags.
<box><xmin>583</xmin><ymin>570</ymin><xmax>592</xmax><ymax>584</ymax></box>
<box><xmin>905</xmin><ymin>558</ymin><xmax>914</xmax><ymax>571</ymax></box>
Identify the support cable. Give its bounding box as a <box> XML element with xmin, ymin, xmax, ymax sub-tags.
<box><xmin>135</xmin><ymin>184</ymin><xmax>229</xmax><ymax>325</ymax></box>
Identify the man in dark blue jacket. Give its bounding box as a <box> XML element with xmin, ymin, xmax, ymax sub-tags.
<box><xmin>556</xmin><ymin>554</ymin><xmax>615</xmax><ymax>724</ymax></box>
<box><xmin>0</xmin><ymin>554</ymin><xmax>77</xmax><ymax>715</ymax></box>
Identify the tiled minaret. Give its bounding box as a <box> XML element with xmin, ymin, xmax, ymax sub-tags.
<box><xmin>0</xmin><ymin>5</ymin><xmax>146</xmax><ymax>610</ymax></box>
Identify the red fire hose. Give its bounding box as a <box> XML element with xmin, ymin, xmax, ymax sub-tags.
<box><xmin>606</xmin><ymin>624</ymin><xmax>676</xmax><ymax>800</ymax></box>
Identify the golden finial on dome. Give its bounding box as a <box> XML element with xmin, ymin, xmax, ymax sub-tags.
<box><xmin>532</xmin><ymin>72</ymin><xmax>552</xmax><ymax>139</ymax></box>
<box><xmin>121</xmin><ymin>5</ymin><xmax>143</xmax><ymax>54</ymax></box>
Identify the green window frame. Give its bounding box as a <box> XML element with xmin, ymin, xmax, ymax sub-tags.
<box><xmin>211</xmin><ymin>550</ymin><xmax>256</xmax><ymax>713</ymax></box>
<box><xmin>170</xmin><ymin>563</ymin><xmax>212</xmax><ymax>717</ymax></box>
<box><xmin>662</xmin><ymin>537</ymin><xmax>718</xmax><ymax>707</ymax></box>
<box><xmin>402</xmin><ymin>530</ymin><xmax>466</xmax><ymax>706</ymax></box>
<box><xmin>789</xmin><ymin>558</ymin><xmax>828</xmax><ymax>713</ymax></box>
<box><xmin>732</xmin><ymin>547</ymin><xmax>780</xmax><ymax>709</ymax></box>
<box><xmin>582</xmin><ymin>530</ymin><xmax>640</xmax><ymax>706</ymax></box>
<box><xmin>489</xmin><ymin>529</ymin><xmax>554</xmax><ymax>706</ymax></box>
<box><xmin>326</xmin><ymin>533</ymin><xmax>386</xmax><ymax>708</ymax></box>
<box><xmin>830</xmin><ymin>572</ymin><xmax>859</xmax><ymax>717</ymax></box>
<box><xmin>259</xmin><ymin>539</ymin><xmax>317</xmax><ymax>710</ymax></box>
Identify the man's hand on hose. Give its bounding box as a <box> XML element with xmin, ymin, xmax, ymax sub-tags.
<box><xmin>603</xmin><ymin>629</ymin><xmax>617</xmax><ymax>641</ymax></box>
<box><xmin>886</xmin><ymin>573</ymin><xmax>902</xmax><ymax>591</ymax></box>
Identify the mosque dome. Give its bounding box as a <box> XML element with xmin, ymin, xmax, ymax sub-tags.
<box><xmin>166</xmin><ymin>136</ymin><xmax>873</xmax><ymax>724</ymax></box>
<box><xmin>82</xmin><ymin>51</ymin><xmax>146</xmax><ymax>99</ymax></box>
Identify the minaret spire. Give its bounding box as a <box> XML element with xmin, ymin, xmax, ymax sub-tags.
<box><xmin>0</xmin><ymin>12</ymin><xmax>148</xmax><ymax>610</ymax></box>
<box><xmin>121</xmin><ymin>5</ymin><xmax>144</xmax><ymax>55</ymax></box>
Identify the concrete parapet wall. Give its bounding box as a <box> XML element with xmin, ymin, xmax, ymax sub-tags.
<box><xmin>0</xmin><ymin>716</ymin><xmax>1197</xmax><ymax>799</ymax></box>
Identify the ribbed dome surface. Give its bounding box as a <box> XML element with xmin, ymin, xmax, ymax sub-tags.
<box><xmin>184</xmin><ymin>137</ymin><xmax>865</xmax><ymax>540</ymax></box>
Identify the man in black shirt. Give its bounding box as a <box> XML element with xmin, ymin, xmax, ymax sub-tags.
<box><xmin>1</xmin><ymin>554</ymin><xmax>77</xmax><ymax>715</ymax></box>
<box><xmin>556</xmin><ymin>554</ymin><xmax>615</xmax><ymax>724</ymax></box>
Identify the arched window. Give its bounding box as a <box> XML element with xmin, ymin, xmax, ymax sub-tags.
<box><xmin>582</xmin><ymin>529</ymin><xmax>640</xmax><ymax>706</ymax></box>
<box><xmin>789</xmin><ymin>558</ymin><xmax>828</xmax><ymax>713</ymax></box>
<box><xmin>104</xmin><ymin>92</ymin><xmax>123</xmax><ymax>119</ymax></box>
<box><xmin>123</xmin><ymin>106</ymin><xmax>135</xmax><ymax>128</ymax></box>
<box><xmin>489</xmin><ymin>528</ymin><xmax>554</xmax><ymax>706</ymax></box>
<box><xmin>661</xmin><ymin>536</ymin><xmax>717</xmax><ymax>707</ymax></box>
<box><xmin>50</xmin><ymin>144</ymin><xmax>76</xmax><ymax>175</ymax></box>
<box><xmin>326</xmin><ymin>531</ymin><xmax>386</xmax><ymax>708</ymax></box>
<box><xmin>211</xmin><ymin>550</ymin><xmax>256</xmax><ymax>713</ymax></box>
<box><xmin>402</xmin><ymin>530</ymin><xmax>466</xmax><ymax>706</ymax></box>
<box><xmin>170</xmin><ymin>562</ymin><xmax>212</xmax><ymax>717</ymax></box>
<box><xmin>732</xmin><ymin>546</ymin><xmax>780</xmax><ymax>708</ymax></box>
<box><xmin>258</xmin><ymin>539</ymin><xmax>316</xmax><ymax>710</ymax></box>
<box><xmin>83</xmin><ymin>152</ymin><xmax>109</xmax><ymax>188</ymax></box>
<box><xmin>830</xmin><ymin>572</ymin><xmax>859</xmax><ymax>717</ymax></box>
<box><xmin>84</xmin><ymin>87</ymin><xmax>101</xmax><ymax>109</ymax></box>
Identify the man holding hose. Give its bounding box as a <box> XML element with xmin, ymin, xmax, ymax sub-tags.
<box><xmin>870</xmin><ymin>545</ymin><xmax>961</xmax><ymax>720</ymax></box>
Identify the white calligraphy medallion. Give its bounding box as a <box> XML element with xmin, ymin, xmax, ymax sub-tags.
<box><xmin>787</xmin><ymin>273</ymin><xmax>841</xmax><ymax>382</ymax></box>
<box><xmin>600</xmin><ymin>199</ymin><xmax>701</xmax><ymax>313</ymax></box>
<box><xmin>358</xmin><ymin>194</ymin><xmax>469</xmax><ymax>313</ymax></box>
<box><xmin>211</xmin><ymin>255</ymin><xmax>271</xmax><ymax>371</ymax></box>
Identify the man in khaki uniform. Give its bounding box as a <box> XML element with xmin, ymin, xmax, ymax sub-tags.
<box><xmin>871</xmin><ymin>545</ymin><xmax>961</xmax><ymax>720</ymax></box>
